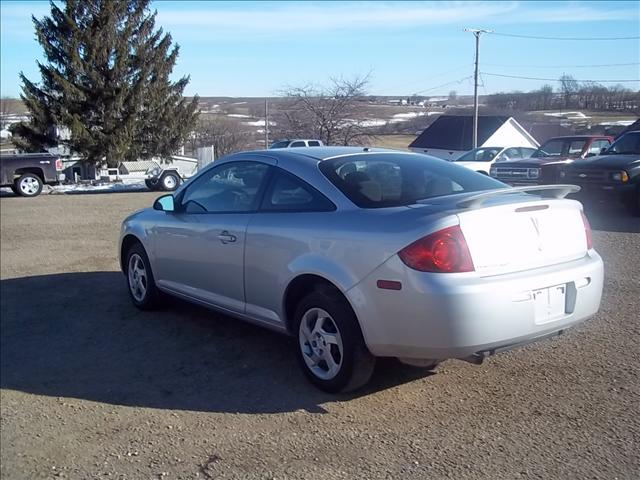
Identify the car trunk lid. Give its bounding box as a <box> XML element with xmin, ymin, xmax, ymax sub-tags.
<box><xmin>456</xmin><ymin>199</ymin><xmax>587</xmax><ymax>276</ymax></box>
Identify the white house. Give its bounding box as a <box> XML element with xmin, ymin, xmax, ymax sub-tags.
<box><xmin>409</xmin><ymin>115</ymin><xmax>539</xmax><ymax>161</ymax></box>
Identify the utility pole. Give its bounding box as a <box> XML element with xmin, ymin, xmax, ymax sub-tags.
<box><xmin>464</xmin><ymin>28</ymin><xmax>492</xmax><ymax>148</ymax></box>
<box><xmin>264</xmin><ymin>98</ymin><xmax>269</xmax><ymax>148</ymax></box>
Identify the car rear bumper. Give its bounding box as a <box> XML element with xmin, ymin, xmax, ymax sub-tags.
<box><xmin>346</xmin><ymin>252</ymin><xmax>603</xmax><ymax>360</ymax></box>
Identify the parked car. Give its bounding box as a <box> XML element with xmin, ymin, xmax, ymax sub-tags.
<box><xmin>119</xmin><ymin>147</ymin><xmax>603</xmax><ymax>392</ymax></box>
<box><xmin>269</xmin><ymin>139</ymin><xmax>324</xmax><ymax>149</ymax></box>
<box><xmin>0</xmin><ymin>152</ymin><xmax>63</xmax><ymax>197</ymax></box>
<box><xmin>559</xmin><ymin>130</ymin><xmax>640</xmax><ymax>215</ymax></box>
<box><xmin>490</xmin><ymin>135</ymin><xmax>613</xmax><ymax>185</ymax></box>
<box><xmin>454</xmin><ymin>146</ymin><xmax>538</xmax><ymax>174</ymax></box>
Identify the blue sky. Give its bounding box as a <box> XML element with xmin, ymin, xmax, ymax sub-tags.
<box><xmin>1</xmin><ymin>1</ymin><xmax>639</xmax><ymax>98</ymax></box>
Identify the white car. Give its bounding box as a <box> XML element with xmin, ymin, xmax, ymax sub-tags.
<box><xmin>269</xmin><ymin>139</ymin><xmax>324</xmax><ymax>149</ymax></box>
<box><xmin>454</xmin><ymin>146</ymin><xmax>538</xmax><ymax>175</ymax></box>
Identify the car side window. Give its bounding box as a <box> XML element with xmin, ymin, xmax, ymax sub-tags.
<box><xmin>290</xmin><ymin>141</ymin><xmax>306</xmax><ymax>147</ymax></box>
<box><xmin>181</xmin><ymin>161</ymin><xmax>269</xmax><ymax>213</ymax></box>
<box><xmin>588</xmin><ymin>140</ymin><xmax>610</xmax><ymax>155</ymax></box>
<box><xmin>261</xmin><ymin>170</ymin><xmax>335</xmax><ymax>212</ymax></box>
<box><xmin>308</xmin><ymin>141</ymin><xmax>321</xmax><ymax>147</ymax></box>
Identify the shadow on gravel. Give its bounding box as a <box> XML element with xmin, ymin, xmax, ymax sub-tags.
<box><xmin>581</xmin><ymin>201</ymin><xmax>640</xmax><ymax>233</ymax></box>
<box><xmin>0</xmin><ymin>272</ymin><xmax>430</xmax><ymax>414</ymax></box>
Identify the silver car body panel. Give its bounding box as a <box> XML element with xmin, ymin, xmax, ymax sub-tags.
<box><xmin>120</xmin><ymin>147</ymin><xmax>604</xmax><ymax>360</ymax></box>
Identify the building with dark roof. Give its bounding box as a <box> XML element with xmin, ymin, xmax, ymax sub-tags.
<box><xmin>409</xmin><ymin>115</ymin><xmax>539</xmax><ymax>160</ymax></box>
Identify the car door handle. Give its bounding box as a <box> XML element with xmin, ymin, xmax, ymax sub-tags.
<box><xmin>217</xmin><ymin>231</ymin><xmax>237</xmax><ymax>244</ymax></box>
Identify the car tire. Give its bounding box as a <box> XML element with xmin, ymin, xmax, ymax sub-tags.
<box><xmin>623</xmin><ymin>186</ymin><xmax>640</xmax><ymax>217</ymax></box>
<box><xmin>10</xmin><ymin>184</ymin><xmax>19</xmax><ymax>195</ymax></box>
<box><xmin>125</xmin><ymin>242</ymin><xmax>162</xmax><ymax>310</ymax></box>
<box><xmin>294</xmin><ymin>288</ymin><xmax>375</xmax><ymax>393</ymax></box>
<box><xmin>160</xmin><ymin>172</ymin><xmax>180</xmax><ymax>191</ymax></box>
<box><xmin>145</xmin><ymin>178</ymin><xmax>160</xmax><ymax>191</ymax></box>
<box><xmin>14</xmin><ymin>173</ymin><xmax>43</xmax><ymax>197</ymax></box>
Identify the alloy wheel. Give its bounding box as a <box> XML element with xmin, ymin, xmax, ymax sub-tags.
<box><xmin>128</xmin><ymin>253</ymin><xmax>148</xmax><ymax>302</ymax></box>
<box><xmin>298</xmin><ymin>307</ymin><xmax>344</xmax><ymax>380</ymax></box>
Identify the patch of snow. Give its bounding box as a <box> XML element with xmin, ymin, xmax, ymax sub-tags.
<box><xmin>231</xmin><ymin>101</ymin><xmax>247</xmax><ymax>105</ymax></box>
<box><xmin>392</xmin><ymin>112</ymin><xmax>427</xmax><ymax>119</ymax></box>
<box><xmin>227</xmin><ymin>114</ymin><xmax>251</xmax><ymax>118</ymax></box>
<box><xmin>598</xmin><ymin>120</ymin><xmax>634</xmax><ymax>126</ymax></box>
<box><xmin>544</xmin><ymin>111</ymin><xmax>591</xmax><ymax>119</ymax></box>
<box><xmin>51</xmin><ymin>178</ymin><xmax>147</xmax><ymax>194</ymax></box>
<box><xmin>358</xmin><ymin>119</ymin><xmax>388</xmax><ymax>127</ymax></box>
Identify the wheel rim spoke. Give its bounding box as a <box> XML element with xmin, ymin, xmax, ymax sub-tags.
<box><xmin>128</xmin><ymin>253</ymin><xmax>147</xmax><ymax>302</ymax></box>
<box><xmin>298</xmin><ymin>307</ymin><xmax>344</xmax><ymax>381</ymax></box>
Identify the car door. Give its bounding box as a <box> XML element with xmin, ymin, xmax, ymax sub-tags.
<box><xmin>152</xmin><ymin>160</ymin><xmax>271</xmax><ymax>313</ymax></box>
<box><xmin>244</xmin><ymin>168</ymin><xmax>337</xmax><ymax>326</ymax></box>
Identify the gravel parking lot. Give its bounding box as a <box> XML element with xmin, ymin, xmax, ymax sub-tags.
<box><xmin>1</xmin><ymin>192</ymin><xmax>639</xmax><ymax>479</ymax></box>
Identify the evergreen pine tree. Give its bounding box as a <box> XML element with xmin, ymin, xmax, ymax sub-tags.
<box><xmin>10</xmin><ymin>0</ymin><xmax>199</xmax><ymax>167</ymax></box>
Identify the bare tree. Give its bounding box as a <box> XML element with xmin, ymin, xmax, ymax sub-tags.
<box><xmin>276</xmin><ymin>74</ymin><xmax>371</xmax><ymax>145</ymax></box>
<box><xmin>559</xmin><ymin>75</ymin><xmax>579</xmax><ymax>109</ymax></box>
<box><xmin>190</xmin><ymin>116</ymin><xmax>252</xmax><ymax>157</ymax></box>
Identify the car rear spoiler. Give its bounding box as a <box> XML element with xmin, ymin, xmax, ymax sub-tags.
<box><xmin>456</xmin><ymin>185</ymin><xmax>581</xmax><ymax>209</ymax></box>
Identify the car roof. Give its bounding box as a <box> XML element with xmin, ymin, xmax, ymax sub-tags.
<box><xmin>224</xmin><ymin>146</ymin><xmax>408</xmax><ymax>165</ymax></box>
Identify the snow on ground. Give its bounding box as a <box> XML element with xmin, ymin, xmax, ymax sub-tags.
<box><xmin>227</xmin><ymin>113</ymin><xmax>251</xmax><ymax>118</ymax></box>
<box><xmin>51</xmin><ymin>179</ymin><xmax>147</xmax><ymax>194</ymax></box>
<box><xmin>242</xmin><ymin>119</ymin><xmax>278</xmax><ymax>127</ymax></box>
<box><xmin>598</xmin><ymin>120</ymin><xmax>635</xmax><ymax>126</ymax></box>
<box><xmin>356</xmin><ymin>119</ymin><xmax>388</xmax><ymax>128</ymax></box>
<box><xmin>544</xmin><ymin>111</ymin><xmax>591</xmax><ymax>119</ymax></box>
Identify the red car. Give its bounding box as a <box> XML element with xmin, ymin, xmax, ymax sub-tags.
<box><xmin>490</xmin><ymin>135</ymin><xmax>613</xmax><ymax>185</ymax></box>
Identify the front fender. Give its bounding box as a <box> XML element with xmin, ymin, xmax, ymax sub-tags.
<box><xmin>119</xmin><ymin>213</ymin><xmax>154</xmax><ymax>273</ymax></box>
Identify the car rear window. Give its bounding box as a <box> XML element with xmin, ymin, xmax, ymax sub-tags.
<box><xmin>319</xmin><ymin>153</ymin><xmax>504</xmax><ymax>208</ymax></box>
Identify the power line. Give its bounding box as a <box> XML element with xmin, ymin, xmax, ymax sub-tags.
<box><xmin>378</xmin><ymin>65</ymin><xmax>472</xmax><ymax>95</ymax></box>
<box><xmin>481</xmin><ymin>72</ymin><xmax>640</xmax><ymax>83</ymax></box>
<box><xmin>482</xmin><ymin>62</ymin><xmax>640</xmax><ymax>69</ymax></box>
<box><xmin>411</xmin><ymin>76</ymin><xmax>473</xmax><ymax>95</ymax></box>
<box><xmin>490</xmin><ymin>32</ymin><xmax>640</xmax><ymax>41</ymax></box>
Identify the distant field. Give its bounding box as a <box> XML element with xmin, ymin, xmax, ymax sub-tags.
<box><xmin>365</xmin><ymin>134</ymin><xmax>416</xmax><ymax>150</ymax></box>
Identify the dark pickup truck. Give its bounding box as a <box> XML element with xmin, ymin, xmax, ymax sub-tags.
<box><xmin>559</xmin><ymin>130</ymin><xmax>640</xmax><ymax>215</ymax></box>
<box><xmin>0</xmin><ymin>152</ymin><xmax>63</xmax><ymax>197</ymax></box>
<box><xmin>490</xmin><ymin>135</ymin><xmax>613</xmax><ymax>186</ymax></box>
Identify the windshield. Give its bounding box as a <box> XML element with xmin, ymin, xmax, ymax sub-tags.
<box><xmin>456</xmin><ymin>147</ymin><xmax>502</xmax><ymax>162</ymax></box>
<box><xmin>605</xmin><ymin>131</ymin><xmax>640</xmax><ymax>155</ymax></box>
<box><xmin>532</xmin><ymin>139</ymin><xmax>587</xmax><ymax>158</ymax></box>
<box><xmin>319</xmin><ymin>153</ymin><xmax>504</xmax><ymax>208</ymax></box>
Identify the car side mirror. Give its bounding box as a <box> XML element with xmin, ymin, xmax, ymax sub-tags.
<box><xmin>600</xmin><ymin>147</ymin><xmax>608</xmax><ymax>154</ymax></box>
<box><xmin>153</xmin><ymin>194</ymin><xmax>175</xmax><ymax>212</ymax></box>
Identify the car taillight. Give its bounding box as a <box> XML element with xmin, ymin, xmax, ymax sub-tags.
<box><xmin>398</xmin><ymin>225</ymin><xmax>475</xmax><ymax>273</ymax></box>
<box><xmin>55</xmin><ymin>158</ymin><xmax>63</xmax><ymax>170</ymax></box>
<box><xmin>581</xmin><ymin>211</ymin><xmax>593</xmax><ymax>250</ymax></box>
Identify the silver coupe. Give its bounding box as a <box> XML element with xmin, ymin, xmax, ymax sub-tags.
<box><xmin>119</xmin><ymin>147</ymin><xmax>603</xmax><ymax>392</ymax></box>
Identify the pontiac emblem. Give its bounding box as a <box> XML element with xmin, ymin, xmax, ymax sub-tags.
<box><xmin>579</xmin><ymin>173</ymin><xmax>587</xmax><ymax>178</ymax></box>
<box><xmin>530</xmin><ymin>217</ymin><xmax>543</xmax><ymax>251</ymax></box>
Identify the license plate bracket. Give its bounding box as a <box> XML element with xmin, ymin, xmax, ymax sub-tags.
<box><xmin>533</xmin><ymin>284</ymin><xmax>567</xmax><ymax>324</ymax></box>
